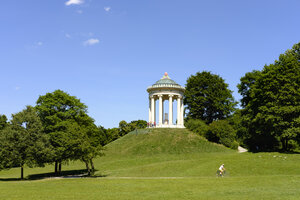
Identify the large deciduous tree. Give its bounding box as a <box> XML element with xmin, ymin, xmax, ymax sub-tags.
<box><xmin>184</xmin><ymin>71</ymin><xmax>237</xmax><ymax>124</ymax></box>
<box><xmin>36</xmin><ymin>90</ymin><xmax>88</xmax><ymax>173</ymax></box>
<box><xmin>0</xmin><ymin>106</ymin><xmax>52</xmax><ymax>179</ymax></box>
<box><xmin>238</xmin><ymin>42</ymin><xmax>300</xmax><ymax>151</ymax></box>
<box><xmin>36</xmin><ymin>90</ymin><xmax>104</xmax><ymax>174</ymax></box>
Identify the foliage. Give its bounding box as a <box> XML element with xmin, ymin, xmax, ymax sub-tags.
<box><xmin>103</xmin><ymin>120</ymin><xmax>148</xmax><ymax>144</ymax></box>
<box><xmin>106</xmin><ymin>128</ymin><xmax>121</xmax><ymax>143</ymax></box>
<box><xmin>206</xmin><ymin>120</ymin><xmax>238</xmax><ymax>149</ymax></box>
<box><xmin>238</xmin><ymin>42</ymin><xmax>300</xmax><ymax>152</ymax></box>
<box><xmin>227</xmin><ymin>110</ymin><xmax>248</xmax><ymax>146</ymax></box>
<box><xmin>0</xmin><ymin>106</ymin><xmax>52</xmax><ymax>179</ymax></box>
<box><xmin>119</xmin><ymin>120</ymin><xmax>132</xmax><ymax>136</ymax></box>
<box><xmin>35</xmin><ymin>90</ymin><xmax>103</xmax><ymax>174</ymax></box>
<box><xmin>130</xmin><ymin>120</ymin><xmax>147</xmax><ymax>129</ymax></box>
<box><xmin>119</xmin><ymin>120</ymin><xmax>147</xmax><ymax>137</ymax></box>
<box><xmin>184</xmin><ymin>71</ymin><xmax>237</xmax><ymax>124</ymax></box>
<box><xmin>184</xmin><ymin>118</ymin><xmax>209</xmax><ymax>136</ymax></box>
<box><xmin>0</xmin><ymin>114</ymin><xmax>8</xmax><ymax>130</ymax></box>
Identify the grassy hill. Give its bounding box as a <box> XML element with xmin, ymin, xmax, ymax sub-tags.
<box><xmin>1</xmin><ymin>128</ymin><xmax>300</xmax><ymax>200</ymax></box>
<box><xmin>106</xmin><ymin>128</ymin><xmax>233</xmax><ymax>156</ymax></box>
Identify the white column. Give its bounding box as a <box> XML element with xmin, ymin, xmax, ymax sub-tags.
<box><xmin>162</xmin><ymin>99</ymin><xmax>165</xmax><ymax>124</ymax></box>
<box><xmin>181</xmin><ymin>97</ymin><xmax>184</xmax><ymax>126</ymax></box>
<box><xmin>149</xmin><ymin>97</ymin><xmax>151</xmax><ymax>123</ymax></box>
<box><xmin>177</xmin><ymin>96</ymin><xmax>181</xmax><ymax>125</ymax></box>
<box><xmin>158</xmin><ymin>95</ymin><xmax>163</xmax><ymax>126</ymax></box>
<box><xmin>151</xmin><ymin>96</ymin><xmax>155</xmax><ymax>125</ymax></box>
<box><xmin>169</xmin><ymin>95</ymin><xmax>173</xmax><ymax>126</ymax></box>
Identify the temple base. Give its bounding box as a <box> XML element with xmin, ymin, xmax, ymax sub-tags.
<box><xmin>148</xmin><ymin>124</ymin><xmax>185</xmax><ymax>128</ymax></box>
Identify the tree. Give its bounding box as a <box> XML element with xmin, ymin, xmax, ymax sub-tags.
<box><xmin>106</xmin><ymin>127</ymin><xmax>121</xmax><ymax>142</ymax></box>
<box><xmin>76</xmin><ymin>114</ymin><xmax>104</xmax><ymax>175</ymax></box>
<box><xmin>227</xmin><ymin>109</ymin><xmax>248</xmax><ymax>146</ymax></box>
<box><xmin>238</xmin><ymin>42</ymin><xmax>300</xmax><ymax>151</ymax></box>
<box><xmin>0</xmin><ymin>114</ymin><xmax>8</xmax><ymax>130</ymax></box>
<box><xmin>119</xmin><ymin>120</ymin><xmax>132</xmax><ymax>136</ymax></box>
<box><xmin>184</xmin><ymin>71</ymin><xmax>237</xmax><ymax>123</ymax></box>
<box><xmin>237</xmin><ymin>70</ymin><xmax>261</xmax><ymax>107</ymax></box>
<box><xmin>0</xmin><ymin>106</ymin><xmax>52</xmax><ymax>179</ymax></box>
<box><xmin>35</xmin><ymin>90</ymin><xmax>89</xmax><ymax>173</ymax></box>
<box><xmin>130</xmin><ymin>120</ymin><xmax>147</xmax><ymax>129</ymax></box>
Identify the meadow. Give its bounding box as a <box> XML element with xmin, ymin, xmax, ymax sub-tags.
<box><xmin>1</xmin><ymin>129</ymin><xmax>299</xmax><ymax>199</ymax></box>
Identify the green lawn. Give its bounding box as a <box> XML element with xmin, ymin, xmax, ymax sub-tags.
<box><xmin>1</xmin><ymin>128</ymin><xmax>300</xmax><ymax>199</ymax></box>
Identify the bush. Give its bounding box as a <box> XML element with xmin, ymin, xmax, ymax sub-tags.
<box><xmin>185</xmin><ymin>119</ymin><xmax>209</xmax><ymax>136</ymax></box>
<box><xmin>206</xmin><ymin>120</ymin><xmax>238</xmax><ymax>150</ymax></box>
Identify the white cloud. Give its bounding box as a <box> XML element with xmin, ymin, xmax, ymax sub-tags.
<box><xmin>77</xmin><ymin>10</ymin><xmax>83</xmax><ymax>14</ymax></box>
<box><xmin>37</xmin><ymin>42</ymin><xmax>43</xmax><ymax>46</ymax></box>
<box><xmin>104</xmin><ymin>7</ymin><xmax>111</xmax><ymax>12</ymax></box>
<box><xmin>15</xmin><ymin>86</ymin><xmax>21</xmax><ymax>91</ymax></box>
<box><xmin>65</xmin><ymin>0</ymin><xmax>84</xmax><ymax>6</ymax></box>
<box><xmin>83</xmin><ymin>38</ymin><xmax>99</xmax><ymax>46</ymax></box>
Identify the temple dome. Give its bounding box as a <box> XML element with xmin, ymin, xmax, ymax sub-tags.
<box><xmin>153</xmin><ymin>72</ymin><xmax>180</xmax><ymax>86</ymax></box>
<box><xmin>147</xmin><ymin>72</ymin><xmax>185</xmax><ymax>92</ymax></box>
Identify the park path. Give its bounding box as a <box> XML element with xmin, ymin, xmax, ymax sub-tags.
<box><xmin>238</xmin><ymin>146</ymin><xmax>247</xmax><ymax>153</ymax></box>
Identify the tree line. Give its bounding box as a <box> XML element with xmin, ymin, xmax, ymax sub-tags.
<box><xmin>0</xmin><ymin>90</ymin><xmax>146</xmax><ymax>179</ymax></box>
<box><xmin>184</xmin><ymin>42</ymin><xmax>300</xmax><ymax>152</ymax></box>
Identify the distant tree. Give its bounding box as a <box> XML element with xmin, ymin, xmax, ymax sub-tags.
<box><xmin>0</xmin><ymin>106</ymin><xmax>52</xmax><ymax>179</ymax></box>
<box><xmin>97</xmin><ymin>126</ymin><xmax>111</xmax><ymax>146</ymax></box>
<box><xmin>36</xmin><ymin>90</ymin><xmax>89</xmax><ymax>174</ymax></box>
<box><xmin>184</xmin><ymin>71</ymin><xmax>237</xmax><ymax>124</ymax></box>
<box><xmin>0</xmin><ymin>114</ymin><xmax>8</xmax><ymax>130</ymax></box>
<box><xmin>130</xmin><ymin>120</ymin><xmax>147</xmax><ymax>129</ymax></box>
<box><xmin>119</xmin><ymin>120</ymin><xmax>132</xmax><ymax>136</ymax></box>
<box><xmin>106</xmin><ymin>127</ymin><xmax>121</xmax><ymax>142</ymax></box>
<box><xmin>238</xmin><ymin>42</ymin><xmax>300</xmax><ymax>151</ymax></box>
<box><xmin>119</xmin><ymin>120</ymin><xmax>147</xmax><ymax>137</ymax></box>
<box><xmin>99</xmin><ymin>120</ymin><xmax>148</xmax><ymax>147</ymax></box>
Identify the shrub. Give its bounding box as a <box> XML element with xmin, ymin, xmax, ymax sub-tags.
<box><xmin>206</xmin><ymin>120</ymin><xmax>238</xmax><ymax>150</ymax></box>
<box><xmin>185</xmin><ymin>119</ymin><xmax>209</xmax><ymax>136</ymax></box>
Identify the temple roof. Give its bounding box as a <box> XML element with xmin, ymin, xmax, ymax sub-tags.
<box><xmin>147</xmin><ymin>72</ymin><xmax>185</xmax><ymax>92</ymax></box>
<box><xmin>152</xmin><ymin>72</ymin><xmax>180</xmax><ymax>86</ymax></box>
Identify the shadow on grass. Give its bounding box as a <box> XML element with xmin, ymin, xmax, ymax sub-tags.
<box><xmin>0</xmin><ymin>169</ymin><xmax>108</xmax><ymax>181</ymax></box>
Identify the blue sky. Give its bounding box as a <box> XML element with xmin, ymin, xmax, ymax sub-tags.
<box><xmin>1</xmin><ymin>0</ymin><xmax>299</xmax><ymax>128</ymax></box>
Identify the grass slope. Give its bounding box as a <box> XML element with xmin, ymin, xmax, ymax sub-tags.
<box><xmin>1</xmin><ymin>128</ymin><xmax>300</xmax><ymax>199</ymax></box>
<box><xmin>106</xmin><ymin>128</ymin><xmax>233</xmax><ymax>155</ymax></box>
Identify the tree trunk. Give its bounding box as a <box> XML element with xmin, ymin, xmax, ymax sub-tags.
<box><xmin>55</xmin><ymin>161</ymin><xmax>58</xmax><ymax>174</ymax></box>
<box><xmin>59</xmin><ymin>163</ymin><xmax>62</xmax><ymax>174</ymax></box>
<box><xmin>90</xmin><ymin>159</ymin><xmax>95</xmax><ymax>172</ymax></box>
<box><xmin>85</xmin><ymin>161</ymin><xmax>91</xmax><ymax>176</ymax></box>
<box><xmin>21</xmin><ymin>165</ymin><xmax>24</xmax><ymax>180</ymax></box>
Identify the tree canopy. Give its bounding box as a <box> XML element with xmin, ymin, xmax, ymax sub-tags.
<box><xmin>0</xmin><ymin>106</ymin><xmax>52</xmax><ymax>179</ymax></box>
<box><xmin>238</xmin><ymin>42</ymin><xmax>300</xmax><ymax>152</ymax></box>
<box><xmin>184</xmin><ymin>71</ymin><xmax>237</xmax><ymax>124</ymax></box>
<box><xmin>35</xmin><ymin>90</ymin><xmax>102</xmax><ymax>174</ymax></box>
<box><xmin>0</xmin><ymin>114</ymin><xmax>8</xmax><ymax>130</ymax></box>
